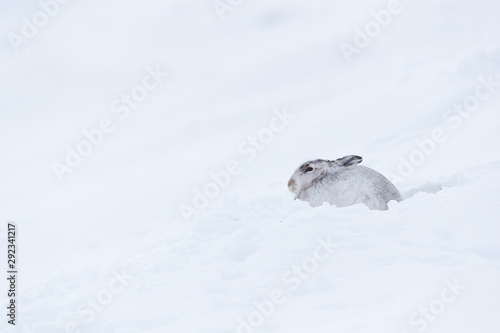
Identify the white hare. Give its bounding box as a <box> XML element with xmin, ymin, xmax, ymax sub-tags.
<box><xmin>288</xmin><ymin>155</ymin><xmax>402</xmax><ymax>210</ymax></box>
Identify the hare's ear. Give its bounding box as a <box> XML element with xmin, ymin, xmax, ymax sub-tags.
<box><xmin>336</xmin><ymin>155</ymin><xmax>362</xmax><ymax>166</ymax></box>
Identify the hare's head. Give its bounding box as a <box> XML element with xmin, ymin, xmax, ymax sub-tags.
<box><xmin>288</xmin><ymin>155</ymin><xmax>362</xmax><ymax>195</ymax></box>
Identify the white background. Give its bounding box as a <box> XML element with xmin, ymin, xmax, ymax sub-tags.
<box><xmin>1</xmin><ymin>0</ymin><xmax>499</xmax><ymax>332</ymax></box>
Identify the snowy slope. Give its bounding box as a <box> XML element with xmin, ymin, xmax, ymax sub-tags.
<box><xmin>1</xmin><ymin>0</ymin><xmax>500</xmax><ymax>332</ymax></box>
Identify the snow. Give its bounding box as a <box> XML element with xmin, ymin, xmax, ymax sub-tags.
<box><xmin>1</xmin><ymin>0</ymin><xmax>499</xmax><ymax>332</ymax></box>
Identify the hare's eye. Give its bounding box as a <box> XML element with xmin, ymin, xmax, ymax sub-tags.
<box><xmin>305</xmin><ymin>167</ymin><xmax>313</xmax><ymax>173</ymax></box>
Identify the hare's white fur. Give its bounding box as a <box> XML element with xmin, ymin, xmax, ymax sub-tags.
<box><xmin>288</xmin><ymin>155</ymin><xmax>402</xmax><ymax>210</ymax></box>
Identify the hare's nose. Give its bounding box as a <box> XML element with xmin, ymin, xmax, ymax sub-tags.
<box><xmin>288</xmin><ymin>178</ymin><xmax>296</xmax><ymax>190</ymax></box>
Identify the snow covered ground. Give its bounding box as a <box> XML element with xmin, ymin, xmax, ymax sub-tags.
<box><xmin>1</xmin><ymin>0</ymin><xmax>499</xmax><ymax>332</ymax></box>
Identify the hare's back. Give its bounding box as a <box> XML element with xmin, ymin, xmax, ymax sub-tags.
<box><xmin>354</xmin><ymin>166</ymin><xmax>402</xmax><ymax>201</ymax></box>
